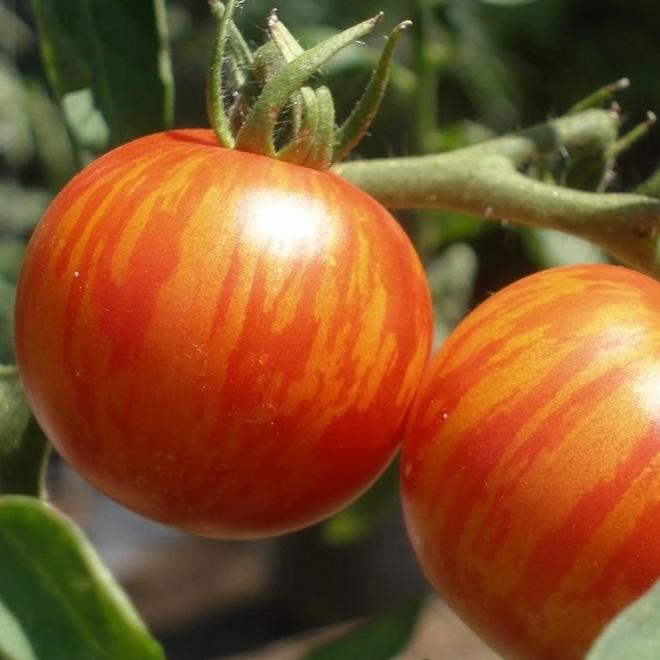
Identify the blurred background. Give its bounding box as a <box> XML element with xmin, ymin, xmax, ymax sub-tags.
<box><xmin>1</xmin><ymin>0</ymin><xmax>659</xmax><ymax>657</ymax></box>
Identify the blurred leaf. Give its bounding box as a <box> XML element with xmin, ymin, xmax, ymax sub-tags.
<box><xmin>0</xmin><ymin>367</ymin><xmax>48</xmax><ymax>497</ymax></box>
<box><xmin>23</xmin><ymin>80</ymin><xmax>77</xmax><ymax>187</ymax></box>
<box><xmin>30</xmin><ymin>0</ymin><xmax>174</xmax><ymax>150</ymax></box>
<box><xmin>320</xmin><ymin>460</ymin><xmax>399</xmax><ymax>546</ymax></box>
<box><xmin>0</xmin><ymin>56</ymin><xmax>35</xmax><ymax>169</ymax></box>
<box><xmin>304</xmin><ymin>598</ymin><xmax>423</xmax><ymax>660</ymax></box>
<box><xmin>425</xmin><ymin>242</ymin><xmax>479</xmax><ymax>348</ymax></box>
<box><xmin>478</xmin><ymin>0</ymin><xmax>539</xmax><ymax>6</ymax></box>
<box><xmin>520</xmin><ymin>227</ymin><xmax>608</xmax><ymax>269</ymax></box>
<box><xmin>433</xmin><ymin>119</ymin><xmax>495</xmax><ymax>152</ymax></box>
<box><xmin>0</xmin><ymin>495</ymin><xmax>165</xmax><ymax>660</ymax></box>
<box><xmin>0</xmin><ymin>182</ymin><xmax>50</xmax><ymax>235</ymax></box>
<box><xmin>0</xmin><ymin>239</ymin><xmax>25</xmax><ymax>283</ymax></box>
<box><xmin>448</xmin><ymin>1</ymin><xmax>520</xmax><ymax>129</ymax></box>
<box><xmin>61</xmin><ymin>88</ymin><xmax>110</xmax><ymax>161</ymax></box>
<box><xmin>0</xmin><ymin>3</ymin><xmax>34</xmax><ymax>54</ymax></box>
<box><xmin>415</xmin><ymin>211</ymin><xmax>485</xmax><ymax>256</ymax></box>
<box><xmin>0</xmin><ymin>276</ymin><xmax>16</xmax><ymax>363</ymax></box>
<box><xmin>586</xmin><ymin>580</ymin><xmax>660</xmax><ymax>660</ymax></box>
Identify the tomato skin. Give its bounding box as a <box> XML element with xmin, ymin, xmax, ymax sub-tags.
<box><xmin>15</xmin><ymin>129</ymin><xmax>432</xmax><ymax>538</ymax></box>
<box><xmin>401</xmin><ymin>264</ymin><xmax>660</xmax><ymax>659</ymax></box>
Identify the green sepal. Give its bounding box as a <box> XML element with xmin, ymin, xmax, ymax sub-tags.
<box><xmin>235</xmin><ymin>13</ymin><xmax>384</xmax><ymax>158</ymax></box>
<box><xmin>302</xmin><ymin>85</ymin><xmax>335</xmax><ymax>170</ymax></box>
<box><xmin>334</xmin><ymin>20</ymin><xmax>412</xmax><ymax>163</ymax></box>
<box><xmin>568</xmin><ymin>78</ymin><xmax>630</xmax><ymax>115</ymax></box>
<box><xmin>606</xmin><ymin>111</ymin><xmax>657</xmax><ymax>160</ymax></box>
<box><xmin>209</xmin><ymin>0</ymin><xmax>254</xmax><ymax>90</ymax></box>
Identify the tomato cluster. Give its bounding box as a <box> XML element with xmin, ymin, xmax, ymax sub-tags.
<box><xmin>14</xmin><ymin>125</ymin><xmax>660</xmax><ymax>659</ymax></box>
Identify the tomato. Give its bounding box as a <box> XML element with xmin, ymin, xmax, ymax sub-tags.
<box><xmin>15</xmin><ymin>129</ymin><xmax>432</xmax><ymax>538</ymax></box>
<box><xmin>401</xmin><ymin>264</ymin><xmax>660</xmax><ymax>659</ymax></box>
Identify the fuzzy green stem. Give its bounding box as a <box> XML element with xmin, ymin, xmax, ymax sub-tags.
<box><xmin>334</xmin><ymin>109</ymin><xmax>660</xmax><ymax>277</ymax></box>
<box><xmin>208</xmin><ymin>0</ymin><xmax>238</xmax><ymax>148</ymax></box>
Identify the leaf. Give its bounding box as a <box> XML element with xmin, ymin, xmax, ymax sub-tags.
<box><xmin>425</xmin><ymin>242</ymin><xmax>479</xmax><ymax>348</ymax></box>
<box><xmin>0</xmin><ymin>495</ymin><xmax>165</xmax><ymax>660</ymax></box>
<box><xmin>586</xmin><ymin>580</ymin><xmax>660</xmax><ymax>660</ymax></box>
<box><xmin>320</xmin><ymin>460</ymin><xmax>399</xmax><ymax>546</ymax></box>
<box><xmin>0</xmin><ymin>277</ymin><xmax>17</xmax><ymax>364</ymax></box>
<box><xmin>520</xmin><ymin>227</ymin><xmax>608</xmax><ymax>268</ymax></box>
<box><xmin>0</xmin><ymin>182</ymin><xmax>51</xmax><ymax>236</ymax></box>
<box><xmin>303</xmin><ymin>598</ymin><xmax>423</xmax><ymax>660</ymax></box>
<box><xmin>30</xmin><ymin>0</ymin><xmax>174</xmax><ymax>149</ymax></box>
<box><xmin>0</xmin><ymin>367</ymin><xmax>48</xmax><ymax>497</ymax></box>
<box><xmin>0</xmin><ymin>239</ymin><xmax>25</xmax><ymax>284</ymax></box>
<box><xmin>478</xmin><ymin>0</ymin><xmax>539</xmax><ymax>6</ymax></box>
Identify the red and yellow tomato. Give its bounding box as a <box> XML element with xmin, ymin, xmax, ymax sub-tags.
<box><xmin>15</xmin><ymin>129</ymin><xmax>432</xmax><ymax>538</ymax></box>
<box><xmin>401</xmin><ymin>264</ymin><xmax>660</xmax><ymax>659</ymax></box>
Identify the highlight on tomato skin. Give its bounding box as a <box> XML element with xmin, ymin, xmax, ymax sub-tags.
<box><xmin>14</xmin><ymin>129</ymin><xmax>433</xmax><ymax>539</ymax></box>
<box><xmin>400</xmin><ymin>264</ymin><xmax>660</xmax><ymax>660</ymax></box>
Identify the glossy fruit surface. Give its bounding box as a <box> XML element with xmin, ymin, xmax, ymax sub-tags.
<box><xmin>401</xmin><ymin>264</ymin><xmax>660</xmax><ymax>659</ymax></box>
<box><xmin>15</xmin><ymin>129</ymin><xmax>432</xmax><ymax>538</ymax></box>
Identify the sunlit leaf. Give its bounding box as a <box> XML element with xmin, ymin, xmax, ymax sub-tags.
<box><xmin>304</xmin><ymin>599</ymin><xmax>423</xmax><ymax>660</ymax></box>
<box><xmin>586</xmin><ymin>580</ymin><xmax>660</xmax><ymax>660</ymax></box>
<box><xmin>30</xmin><ymin>0</ymin><xmax>174</xmax><ymax>150</ymax></box>
<box><xmin>520</xmin><ymin>227</ymin><xmax>608</xmax><ymax>269</ymax></box>
<box><xmin>0</xmin><ymin>495</ymin><xmax>165</xmax><ymax>660</ymax></box>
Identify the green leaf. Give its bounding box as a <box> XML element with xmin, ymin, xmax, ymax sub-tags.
<box><xmin>320</xmin><ymin>460</ymin><xmax>398</xmax><ymax>546</ymax></box>
<box><xmin>520</xmin><ymin>227</ymin><xmax>608</xmax><ymax>269</ymax></box>
<box><xmin>0</xmin><ymin>367</ymin><xmax>48</xmax><ymax>497</ymax></box>
<box><xmin>0</xmin><ymin>182</ymin><xmax>50</xmax><ymax>236</ymax></box>
<box><xmin>0</xmin><ymin>495</ymin><xmax>165</xmax><ymax>660</ymax></box>
<box><xmin>586</xmin><ymin>580</ymin><xmax>660</xmax><ymax>660</ymax></box>
<box><xmin>303</xmin><ymin>598</ymin><xmax>423</xmax><ymax>660</ymax></box>
<box><xmin>0</xmin><ymin>58</ymin><xmax>34</xmax><ymax>170</ymax></box>
<box><xmin>0</xmin><ymin>240</ymin><xmax>25</xmax><ymax>283</ymax></box>
<box><xmin>30</xmin><ymin>0</ymin><xmax>174</xmax><ymax>149</ymax></box>
<box><xmin>0</xmin><ymin>277</ymin><xmax>17</xmax><ymax>363</ymax></box>
<box><xmin>478</xmin><ymin>0</ymin><xmax>539</xmax><ymax>6</ymax></box>
<box><xmin>425</xmin><ymin>242</ymin><xmax>479</xmax><ymax>348</ymax></box>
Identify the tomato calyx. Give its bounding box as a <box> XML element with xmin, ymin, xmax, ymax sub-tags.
<box><xmin>207</xmin><ymin>0</ymin><xmax>410</xmax><ymax>169</ymax></box>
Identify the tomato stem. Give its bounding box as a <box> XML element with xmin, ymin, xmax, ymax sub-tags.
<box><xmin>334</xmin><ymin>108</ymin><xmax>660</xmax><ymax>278</ymax></box>
<box><xmin>208</xmin><ymin>0</ymin><xmax>238</xmax><ymax>148</ymax></box>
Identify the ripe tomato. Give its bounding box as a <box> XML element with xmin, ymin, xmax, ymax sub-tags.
<box><xmin>15</xmin><ymin>129</ymin><xmax>432</xmax><ymax>538</ymax></box>
<box><xmin>401</xmin><ymin>264</ymin><xmax>660</xmax><ymax>659</ymax></box>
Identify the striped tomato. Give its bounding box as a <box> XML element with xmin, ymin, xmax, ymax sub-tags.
<box><xmin>15</xmin><ymin>129</ymin><xmax>432</xmax><ymax>538</ymax></box>
<box><xmin>401</xmin><ymin>264</ymin><xmax>660</xmax><ymax>659</ymax></box>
